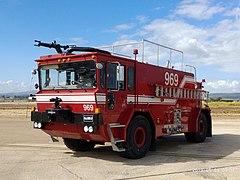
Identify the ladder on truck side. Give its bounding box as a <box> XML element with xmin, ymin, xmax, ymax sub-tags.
<box><xmin>107</xmin><ymin>123</ymin><xmax>126</xmax><ymax>152</ymax></box>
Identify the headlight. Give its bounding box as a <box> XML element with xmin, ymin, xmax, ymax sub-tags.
<box><xmin>34</xmin><ymin>122</ymin><xmax>38</xmax><ymax>128</ymax></box>
<box><xmin>84</xmin><ymin>126</ymin><xmax>89</xmax><ymax>132</ymax></box>
<box><xmin>88</xmin><ymin>126</ymin><xmax>93</xmax><ymax>133</ymax></box>
<box><xmin>33</xmin><ymin>122</ymin><xmax>42</xmax><ymax>129</ymax></box>
<box><xmin>37</xmin><ymin>122</ymin><xmax>42</xmax><ymax>128</ymax></box>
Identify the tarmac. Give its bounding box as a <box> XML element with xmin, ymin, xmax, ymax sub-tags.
<box><xmin>0</xmin><ymin>111</ymin><xmax>239</xmax><ymax>180</ymax></box>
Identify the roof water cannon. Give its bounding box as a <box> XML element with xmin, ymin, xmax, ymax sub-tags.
<box><xmin>34</xmin><ymin>40</ymin><xmax>110</xmax><ymax>54</ymax></box>
<box><xmin>34</xmin><ymin>40</ymin><xmax>73</xmax><ymax>54</ymax></box>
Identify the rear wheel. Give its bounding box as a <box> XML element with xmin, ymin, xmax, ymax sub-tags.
<box><xmin>63</xmin><ymin>138</ymin><xmax>95</xmax><ymax>151</ymax></box>
<box><xmin>120</xmin><ymin>115</ymin><xmax>152</xmax><ymax>159</ymax></box>
<box><xmin>185</xmin><ymin>112</ymin><xmax>208</xmax><ymax>143</ymax></box>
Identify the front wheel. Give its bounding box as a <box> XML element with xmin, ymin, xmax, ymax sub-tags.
<box><xmin>120</xmin><ymin>115</ymin><xmax>152</xmax><ymax>159</ymax></box>
<box><xmin>63</xmin><ymin>138</ymin><xmax>95</xmax><ymax>152</ymax></box>
<box><xmin>185</xmin><ymin>112</ymin><xmax>208</xmax><ymax>143</ymax></box>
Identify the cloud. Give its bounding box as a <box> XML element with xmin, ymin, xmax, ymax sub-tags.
<box><xmin>136</xmin><ymin>15</ymin><xmax>148</xmax><ymax>24</ymax></box>
<box><xmin>225</xmin><ymin>7</ymin><xmax>240</xmax><ymax>20</ymax></box>
<box><xmin>206</xmin><ymin>80</ymin><xmax>240</xmax><ymax>93</ymax></box>
<box><xmin>155</xmin><ymin>6</ymin><xmax>162</xmax><ymax>11</ymax></box>
<box><xmin>107</xmin><ymin>18</ymin><xmax>240</xmax><ymax>74</ymax></box>
<box><xmin>174</xmin><ymin>0</ymin><xmax>225</xmax><ymax>20</ymax></box>
<box><xmin>105</xmin><ymin>1</ymin><xmax>240</xmax><ymax>94</ymax></box>
<box><xmin>132</xmin><ymin>19</ymin><xmax>212</xmax><ymax>66</ymax></box>
<box><xmin>105</xmin><ymin>23</ymin><xmax>134</xmax><ymax>32</ymax></box>
<box><xmin>69</xmin><ymin>37</ymin><xmax>88</xmax><ymax>45</ymax></box>
<box><xmin>112</xmin><ymin>14</ymin><xmax>240</xmax><ymax>73</ymax></box>
<box><xmin>0</xmin><ymin>80</ymin><xmax>30</xmax><ymax>93</ymax></box>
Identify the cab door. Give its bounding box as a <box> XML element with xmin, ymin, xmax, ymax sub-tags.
<box><xmin>106</xmin><ymin>62</ymin><xmax>126</xmax><ymax>122</ymax></box>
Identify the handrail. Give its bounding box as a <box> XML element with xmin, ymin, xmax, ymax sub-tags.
<box><xmin>97</xmin><ymin>39</ymin><xmax>184</xmax><ymax>70</ymax></box>
<box><xmin>185</xmin><ymin>65</ymin><xmax>197</xmax><ymax>82</ymax></box>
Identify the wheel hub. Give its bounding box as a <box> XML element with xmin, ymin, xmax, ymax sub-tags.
<box><xmin>199</xmin><ymin>120</ymin><xmax>205</xmax><ymax>135</ymax></box>
<box><xmin>134</xmin><ymin>127</ymin><xmax>146</xmax><ymax>148</ymax></box>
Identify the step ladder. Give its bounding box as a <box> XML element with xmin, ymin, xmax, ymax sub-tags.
<box><xmin>107</xmin><ymin>123</ymin><xmax>126</xmax><ymax>152</ymax></box>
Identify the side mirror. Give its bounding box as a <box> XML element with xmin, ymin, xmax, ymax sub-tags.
<box><xmin>32</xmin><ymin>69</ymin><xmax>37</xmax><ymax>75</ymax></box>
<box><xmin>34</xmin><ymin>83</ymin><xmax>39</xmax><ymax>89</ymax></box>
<box><xmin>117</xmin><ymin>65</ymin><xmax>124</xmax><ymax>81</ymax></box>
<box><xmin>117</xmin><ymin>65</ymin><xmax>125</xmax><ymax>90</ymax></box>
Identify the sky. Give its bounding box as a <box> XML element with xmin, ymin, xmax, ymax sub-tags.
<box><xmin>0</xmin><ymin>0</ymin><xmax>239</xmax><ymax>93</ymax></box>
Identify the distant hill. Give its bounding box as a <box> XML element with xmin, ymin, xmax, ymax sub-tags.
<box><xmin>209</xmin><ymin>93</ymin><xmax>240</xmax><ymax>100</ymax></box>
<box><xmin>0</xmin><ymin>90</ymin><xmax>37</xmax><ymax>98</ymax></box>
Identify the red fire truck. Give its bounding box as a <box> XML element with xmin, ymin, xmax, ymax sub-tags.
<box><xmin>31</xmin><ymin>40</ymin><xmax>211</xmax><ymax>159</ymax></box>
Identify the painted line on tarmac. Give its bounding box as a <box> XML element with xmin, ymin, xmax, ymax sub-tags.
<box><xmin>153</xmin><ymin>151</ymin><xmax>240</xmax><ymax>161</ymax></box>
<box><xmin>117</xmin><ymin>163</ymin><xmax>240</xmax><ymax>180</ymax></box>
<box><xmin>1</xmin><ymin>143</ymin><xmax>66</xmax><ymax>149</ymax></box>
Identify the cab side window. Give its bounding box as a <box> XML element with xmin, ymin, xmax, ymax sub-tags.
<box><xmin>107</xmin><ymin>63</ymin><xmax>118</xmax><ymax>89</ymax></box>
<box><xmin>128</xmin><ymin>67</ymin><xmax>135</xmax><ymax>90</ymax></box>
<box><xmin>107</xmin><ymin>62</ymin><xmax>126</xmax><ymax>90</ymax></box>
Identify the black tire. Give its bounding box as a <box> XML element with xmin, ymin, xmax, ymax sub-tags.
<box><xmin>184</xmin><ymin>132</ymin><xmax>196</xmax><ymax>142</ymax></box>
<box><xmin>120</xmin><ymin>115</ymin><xmax>152</xmax><ymax>159</ymax></box>
<box><xmin>63</xmin><ymin>138</ymin><xmax>95</xmax><ymax>152</ymax></box>
<box><xmin>185</xmin><ymin>112</ymin><xmax>208</xmax><ymax>143</ymax></box>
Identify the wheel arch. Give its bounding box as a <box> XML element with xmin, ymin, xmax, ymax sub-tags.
<box><xmin>201</xmin><ymin>109</ymin><xmax>212</xmax><ymax>137</ymax></box>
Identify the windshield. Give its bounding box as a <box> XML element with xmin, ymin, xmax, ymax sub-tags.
<box><xmin>39</xmin><ymin>60</ymin><xmax>96</xmax><ymax>90</ymax></box>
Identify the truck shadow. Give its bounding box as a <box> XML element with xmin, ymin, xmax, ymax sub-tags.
<box><xmin>69</xmin><ymin>134</ymin><xmax>240</xmax><ymax>166</ymax></box>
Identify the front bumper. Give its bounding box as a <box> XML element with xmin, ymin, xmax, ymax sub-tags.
<box><xmin>31</xmin><ymin>108</ymin><xmax>103</xmax><ymax>134</ymax></box>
